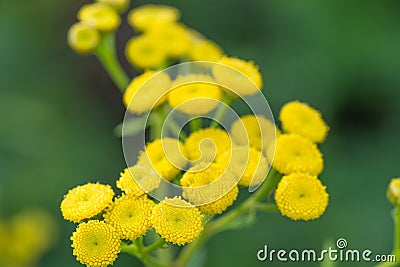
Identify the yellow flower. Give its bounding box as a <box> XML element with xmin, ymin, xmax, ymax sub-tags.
<box><xmin>104</xmin><ymin>195</ymin><xmax>154</xmax><ymax>240</ymax></box>
<box><xmin>125</xmin><ymin>34</ymin><xmax>167</xmax><ymax>69</ymax></box>
<box><xmin>71</xmin><ymin>220</ymin><xmax>120</xmax><ymax>267</ymax></box>
<box><xmin>116</xmin><ymin>165</ymin><xmax>161</xmax><ymax>197</ymax></box>
<box><xmin>387</xmin><ymin>178</ymin><xmax>400</xmax><ymax>205</ymax></box>
<box><xmin>279</xmin><ymin>101</ymin><xmax>329</xmax><ymax>143</ymax></box>
<box><xmin>185</xmin><ymin>127</ymin><xmax>231</xmax><ymax>164</ymax></box>
<box><xmin>181</xmin><ymin>163</ymin><xmax>239</xmax><ymax>214</ymax></box>
<box><xmin>61</xmin><ymin>183</ymin><xmax>114</xmax><ymax>223</ymax></box>
<box><xmin>187</xmin><ymin>33</ymin><xmax>224</xmax><ymax>61</ymax></box>
<box><xmin>216</xmin><ymin>146</ymin><xmax>268</xmax><ymax>187</ymax></box>
<box><xmin>77</xmin><ymin>3</ymin><xmax>120</xmax><ymax>32</ymax></box>
<box><xmin>96</xmin><ymin>0</ymin><xmax>130</xmax><ymax>13</ymax></box>
<box><xmin>167</xmin><ymin>74</ymin><xmax>222</xmax><ymax>116</ymax></box>
<box><xmin>151</xmin><ymin>197</ymin><xmax>203</xmax><ymax>245</ymax></box>
<box><xmin>230</xmin><ymin>114</ymin><xmax>280</xmax><ymax>153</ymax></box>
<box><xmin>68</xmin><ymin>23</ymin><xmax>100</xmax><ymax>54</ymax></box>
<box><xmin>275</xmin><ymin>173</ymin><xmax>329</xmax><ymax>221</ymax></box>
<box><xmin>123</xmin><ymin>71</ymin><xmax>171</xmax><ymax>114</ymax></box>
<box><xmin>137</xmin><ymin>138</ymin><xmax>188</xmax><ymax>181</ymax></box>
<box><xmin>212</xmin><ymin>56</ymin><xmax>263</xmax><ymax>96</ymax></box>
<box><xmin>147</xmin><ymin>23</ymin><xmax>191</xmax><ymax>58</ymax></box>
<box><xmin>128</xmin><ymin>4</ymin><xmax>180</xmax><ymax>31</ymax></box>
<box><xmin>268</xmin><ymin>134</ymin><xmax>324</xmax><ymax>175</ymax></box>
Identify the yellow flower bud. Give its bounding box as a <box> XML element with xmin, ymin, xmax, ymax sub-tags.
<box><xmin>67</xmin><ymin>23</ymin><xmax>100</xmax><ymax>54</ymax></box>
<box><xmin>77</xmin><ymin>3</ymin><xmax>121</xmax><ymax>32</ymax></box>
<box><xmin>387</xmin><ymin>178</ymin><xmax>400</xmax><ymax>205</ymax></box>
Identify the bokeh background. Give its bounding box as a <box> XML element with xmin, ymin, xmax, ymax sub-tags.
<box><xmin>1</xmin><ymin>0</ymin><xmax>400</xmax><ymax>266</ymax></box>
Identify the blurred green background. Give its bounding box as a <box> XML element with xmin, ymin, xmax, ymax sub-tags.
<box><xmin>1</xmin><ymin>0</ymin><xmax>400</xmax><ymax>266</ymax></box>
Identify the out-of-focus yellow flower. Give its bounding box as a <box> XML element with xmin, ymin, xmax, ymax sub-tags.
<box><xmin>128</xmin><ymin>4</ymin><xmax>180</xmax><ymax>31</ymax></box>
<box><xmin>61</xmin><ymin>183</ymin><xmax>114</xmax><ymax>223</ymax></box>
<box><xmin>275</xmin><ymin>173</ymin><xmax>329</xmax><ymax>221</ymax></box>
<box><xmin>137</xmin><ymin>138</ymin><xmax>188</xmax><ymax>181</ymax></box>
<box><xmin>147</xmin><ymin>23</ymin><xmax>191</xmax><ymax>58</ymax></box>
<box><xmin>125</xmin><ymin>34</ymin><xmax>167</xmax><ymax>69</ymax></box>
<box><xmin>0</xmin><ymin>209</ymin><xmax>57</xmax><ymax>266</ymax></box>
<box><xmin>151</xmin><ymin>197</ymin><xmax>203</xmax><ymax>245</ymax></box>
<box><xmin>123</xmin><ymin>71</ymin><xmax>171</xmax><ymax>114</ymax></box>
<box><xmin>168</xmin><ymin>74</ymin><xmax>222</xmax><ymax>116</ymax></box>
<box><xmin>216</xmin><ymin>146</ymin><xmax>268</xmax><ymax>187</ymax></box>
<box><xmin>387</xmin><ymin>178</ymin><xmax>400</xmax><ymax>205</ymax></box>
<box><xmin>279</xmin><ymin>101</ymin><xmax>329</xmax><ymax>143</ymax></box>
<box><xmin>187</xmin><ymin>35</ymin><xmax>224</xmax><ymax>62</ymax></box>
<box><xmin>116</xmin><ymin>165</ymin><xmax>161</xmax><ymax>197</ymax></box>
<box><xmin>181</xmin><ymin>163</ymin><xmax>239</xmax><ymax>214</ymax></box>
<box><xmin>212</xmin><ymin>56</ymin><xmax>263</xmax><ymax>96</ymax></box>
<box><xmin>268</xmin><ymin>134</ymin><xmax>324</xmax><ymax>175</ymax></box>
<box><xmin>230</xmin><ymin>114</ymin><xmax>280</xmax><ymax>153</ymax></box>
<box><xmin>96</xmin><ymin>0</ymin><xmax>130</xmax><ymax>13</ymax></box>
<box><xmin>77</xmin><ymin>3</ymin><xmax>121</xmax><ymax>32</ymax></box>
<box><xmin>71</xmin><ymin>220</ymin><xmax>120</xmax><ymax>267</ymax></box>
<box><xmin>185</xmin><ymin>127</ymin><xmax>231</xmax><ymax>164</ymax></box>
<box><xmin>104</xmin><ymin>195</ymin><xmax>154</xmax><ymax>240</ymax></box>
<box><xmin>68</xmin><ymin>23</ymin><xmax>100</xmax><ymax>54</ymax></box>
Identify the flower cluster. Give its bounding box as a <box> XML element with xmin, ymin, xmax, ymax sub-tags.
<box><xmin>64</xmin><ymin>2</ymin><xmax>332</xmax><ymax>267</ymax></box>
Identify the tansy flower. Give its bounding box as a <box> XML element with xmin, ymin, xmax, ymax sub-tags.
<box><xmin>168</xmin><ymin>74</ymin><xmax>222</xmax><ymax>116</ymax></box>
<box><xmin>185</xmin><ymin>127</ymin><xmax>231</xmax><ymax>164</ymax></box>
<box><xmin>67</xmin><ymin>23</ymin><xmax>100</xmax><ymax>54</ymax></box>
<box><xmin>212</xmin><ymin>56</ymin><xmax>263</xmax><ymax>96</ymax></box>
<box><xmin>268</xmin><ymin>134</ymin><xmax>324</xmax><ymax>175</ymax></box>
<box><xmin>187</xmin><ymin>33</ymin><xmax>224</xmax><ymax>62</ymax></box>
<box><xmin>181</xmin><ymin>163</ymin><xmax>239</xmax><ymax>214</ymax></box>
<box><xmin>123</xmin><ymin>71</ymin><xmax>171</xmax><ymax>114</ymax></box>
<box><xmin>230</xmin><ymin>114</ymin><xmax>280</xmax><ymax>153</ymax></box>
<box><xmin>116</xmin><ymin>165</ymin><xmax>161</xmax><ymax>197</ymax></box>
<box><xmin>137</xmin><ymin>138</ymin><xmax>188</xmax><ymax>181</ymax></box>
<box><xmin>125</xmin><ymin>34</ymin><xmax>167</xmax><ymax>69</ymax></box>
<box><xmin>61</xmin><ymin>183</ymin><xmax>114</xmax><ymax>223</ymax></box>
<box><xmin>71</xmin><ymin>220</ymin><xmax>120</xmax><ymax>267</ymax></box>
<box><xmin>216</xmin><ymin>146</ymin><xmax>268</xmax><ymax>187</ymax></box>
<box><xmin>96</xmin><ymin>0</ymin><xmax>130</xmax><ymax>13</ymax></box>
<box><xmin>279</xmin><ymin>101</ymin><xmax>329</xmax><ymax>143</ymax></box>
<box><xmin>275</xmin><ymin>173</ymin><xmax>329</xmax><ymax>221</ymax></box>
<box><xmin>104</xmin><ymin>195</ymin><xmax>154</xmax><ymax>240</ymax></box>
<box><xmin>77</xmin><ymin>3</ymin><xmax>120</xmax><ymax>32</ymax></box>
<box><xmin>147</xmin><ymin>23</ymin><xmax>191</xmax><ymax>58</ymax></box>
<box><xmin>151</xmin><ymin>197</ymin><xmax>203</xmax><ymax>246</ymax></box>
<box><xmin>128</xmin><ymin>4</ymin><xmax>180</xmax><ymax>32</ymax></box>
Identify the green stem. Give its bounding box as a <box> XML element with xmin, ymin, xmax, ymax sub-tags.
<box><xmin>190</xmin><ymin>117</ymin><xmax>202</xmax><ymax>132</ymax></box>
<box><xmin>161</xmin><ymin>104</ymin><xmax>187</xmax><ymax>141</ymax></box>
<box><xmin>121</xmin><ymin>242</ymin><xmax>170</xmax><ymax>267</ymax></box>
<box><xmin>95</xmin><ymin>32</ymin><xmax>130</xmax><ymax>93</ymax></box>
<box><xmin>210</xmin><ymin>94</ymin><xmax>234</xmax><ymax>128</ymax></box>
<box><xmin>374</xmin><ymin>207</ymin><xmax>400</xmax><ymax>267</ymax></box>
<box><xmin>175</xmin><ymin>168</ymin><xmax>282</xmax><ymax>267</ymax></box>
<box><xmin>143</xmin><ymin>238</ymin><xmax>166</xmax><ymax>254</ymax></box>
<box><xmin>149</xmin><ymin>112</ymin><xmax>163</xmax><ymax>140</ymax></box>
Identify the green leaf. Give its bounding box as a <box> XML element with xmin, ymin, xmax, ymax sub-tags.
<box><xmin>114</xmin><ymin>116</ymin><xmax>149</xmax><ymax>138</ymax></box>
<box><xmin>186</xmin><ymin>247</ymin><xmax>207</xmax><ymax>267</ymax></box>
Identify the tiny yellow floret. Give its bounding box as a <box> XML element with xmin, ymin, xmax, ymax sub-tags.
<box><xmin>125</xmin><ymin>34</ymin><xmax>167</xmax><ymax>69</ymax></box>
<box><xmin>96</xmin><ymin>0</ymin><xmax>130</xmax><ymax>13</ymax></box>
<box><xmin>269</xmin><ymin>134</ymin><xmax>324</xmax><ymax>175</ymax></box>
<box><xmin>123</xmin><ymin>71</ymin><xmax>171</xmax><ymax>114</ymax></box>
<box><xmin>168</xmin><ymin>74</ymin><xmax>222</xmax><ymax>116</ymax></box>
<box><xmin>71</xmin><ymin>220</ymin><xmax>120</xmax><ymax>267</ymax></box>
<box><xmin>279</xmin><ymin>101</ymin><xmax>329</xmax><ymax>143</ymax></box>
<box><xmin>116</xmin><ymin>165</ymin><xmax>161</xmax><ymax>197</ymax></box>
<box><xmin>61</xmin><ymin>183</ymin><xmax>114</xmax><ymax>223</ymax></box>
<box><xmin>104</xmin><ymin>195</ymin><xmax>154</xmax><ymax>240</ymax></box>
<box><xmin>275</xmin><ymin>173</ymin><xmax>329</xmax><ymax>221</ymax></box>
<box><xmin>151</xmin><ymin>197</ymin><xmax>203</xmax><ymax>246</ymax></box>
<box><xmin>68</xmin><ymin>23</ymin><xmax>100</xmax><ymax>54</ymax></box>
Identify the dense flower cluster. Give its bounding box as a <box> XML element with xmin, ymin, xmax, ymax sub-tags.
<box><xmin>64</xmin><ymin>2</ymin><xmax>332</xmax><ymax>267</ymax></box>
